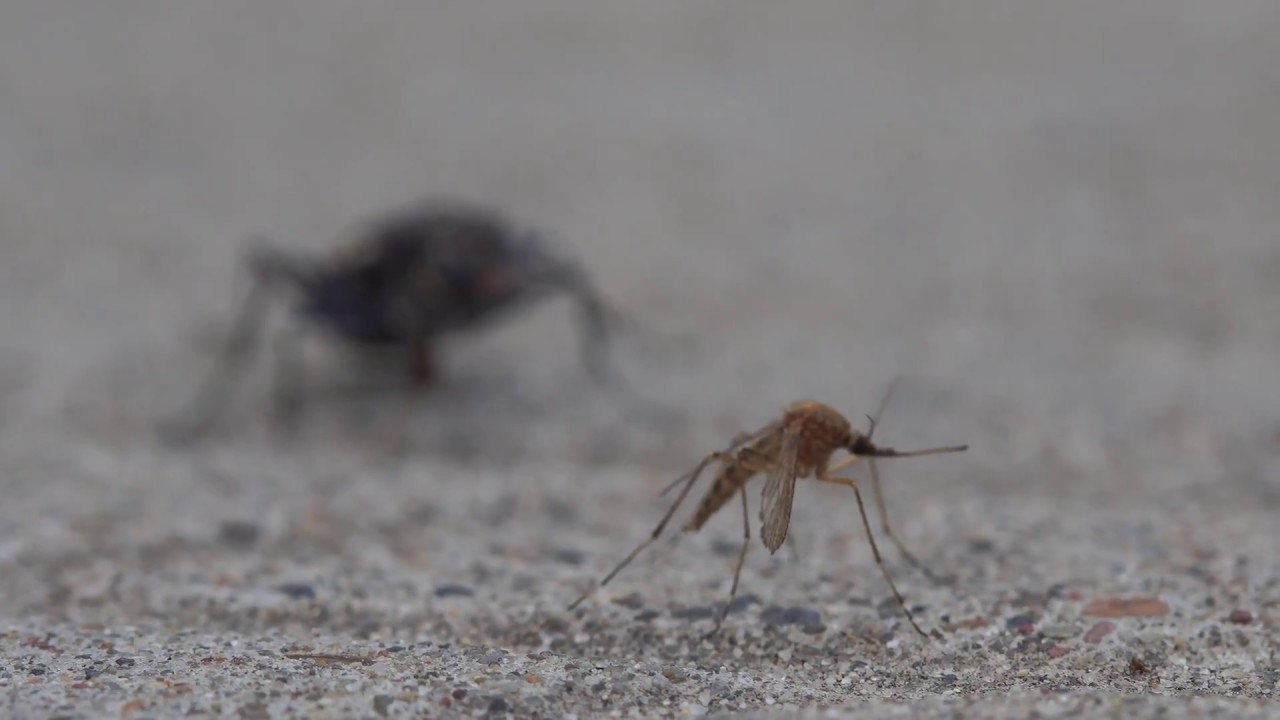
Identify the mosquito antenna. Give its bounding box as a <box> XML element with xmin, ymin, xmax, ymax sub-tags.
<box><xmin>865</xmin><ymin>374</ymin><xmax>903</xmax><ymax>440</ymax></box>
<box><xmin>855</xmin><ymin>376</ymin><xmax>962</xmax><ymax>453</ymax></box>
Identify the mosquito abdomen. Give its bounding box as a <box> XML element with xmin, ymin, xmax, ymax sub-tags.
<box><xmin>684</xmin><ymin>463</ymin><xmax>756</xmax><ymax>532</ymax></box>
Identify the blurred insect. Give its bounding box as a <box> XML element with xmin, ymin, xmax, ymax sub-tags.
<box><xmin>161</xmin><ymin>197</ymin><xmax>651</xmax><ymax>443</ymax></box>
<box><xmin>567</xmin><ymin>379</ymin><xmax>968</xmax><ymax>638</ymax></box>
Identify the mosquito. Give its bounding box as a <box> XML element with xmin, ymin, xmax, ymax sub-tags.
<box><xmin>160</xmin><ymin>197</ymin><xmax>655</xmax><ymax>444</ymax></box>
<box><xmin>567</xmin><ymin>378</ymin><xmax>968</xmax><ymax>638</ymax></box>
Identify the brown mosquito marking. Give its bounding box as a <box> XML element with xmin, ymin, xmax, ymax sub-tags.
<box><xmin>568</xmin><ymin>390</ymin><xmax>969</xmax><ymax>639</ymax></box>
<box><xmin>684</xmin><ymin>445</ymin><xmax>773</xmax><ymax>533</ymax></box>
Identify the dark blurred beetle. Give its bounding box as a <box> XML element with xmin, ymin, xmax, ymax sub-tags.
<box><xmin>162</xmin><ymin>197</ymin><xmax>648</xmax><ymax>442</ymax></box>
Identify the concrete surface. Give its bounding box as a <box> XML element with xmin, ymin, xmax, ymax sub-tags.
<box><xmin>1</xmin><ymin>2</ymin><xmax>1278</xmax><ymax>717</ymax></box>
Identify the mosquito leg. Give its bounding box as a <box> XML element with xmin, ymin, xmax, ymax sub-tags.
<box><xmin>705</xmin><ymin>485</ymin><xmax>752</xmax><ymax>639</ymax></box>
<box><xmin>825</xmin><ymin>453</ymin><xmax>862</xmax><ymax>477</ymax></box>
<box><xmin>867</xmin><ymin>456</ymin><xmax>948</xmax><ymax>584</ymax></box>
<box><xmin>270</xmin><ymin>324</ymin><xmax>306</xmax><ymax>437</ymax></box>
<box><xmin>817</xmin><ymin>473</ymin><xmax>928</xmax><ymax>638</ymax></box>
<box><xmin>407</xmin><ymin>337</ymin><xmax>438</xmax><ymax>389</ymax></box>
<box><xmin>158</xmin><ymin>278</ymin><xmax>272</xmax><ymax>444</ymax></box>
<box><xmin>567</xmin><ymin>451</ymin><xmax>726</xmax><ymax>611</ymax></box>
<box><xmin>549</xmin><ymin>263</ymin><xmax>620</xmax><ymax>389</ymax></box>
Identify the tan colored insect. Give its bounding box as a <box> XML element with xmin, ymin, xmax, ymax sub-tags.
<box><xmin>567</xmin><ymin>379</ymin><xmax>968</xmax><ymax>638</ymax></box>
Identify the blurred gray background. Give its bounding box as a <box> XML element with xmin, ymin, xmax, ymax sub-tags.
<box><xmin>0</xmin><ymin>2</ymin><xmax>1277</xmax><ymax>717</ymax></box>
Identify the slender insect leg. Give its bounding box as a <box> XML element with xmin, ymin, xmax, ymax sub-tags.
<box><xmin>827</xmin><ymin>454</ymin><xmax>950</xmax><ymax>584</ymax></box>
<box><xmin>159</xmin><ymin>278</ymin><xmax>272</xmax><ymax>444</ymax></box>
<box><xmin>817</xmin><ymin>473</ymin><xmax>928</xmax><ymax>638</ymax></box>
<box><xmin>867</xmin><ymin>457</ymin><xmax>946</xmax><ymax>584</ymax></box>
<box><xmin>567</xmin><ymin>451</ymin><xmax>728</xmax><ymax>611</ymax></box>
<box><xmin>270</xmin><ymin>323</ymin><xmax>307</xmax><ymax>436</ymax></box>
<box><xmin>548</xmin><ymin>262</ymin><xmax>619</xmax><ymax>388</ymax></box>
<box><xmin>861</xmin><ymin>374</ymin><xmax>944</xmax><ymax>582</ymax></box>
<box><xmin>407</xmin><ymin>337</ymin><xmax>437</xmax><ymax>388</ymax></box>
<box><xmin>705</xmin><ymin>485</ymin><xmax>752</xmax><ymax>638</ymax></box>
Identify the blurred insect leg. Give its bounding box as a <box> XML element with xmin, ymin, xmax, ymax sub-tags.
<box><xmin>867</xmin><ymin>456</ymin><xmax>948</xmax><ymax>584</ymax></box>
<box><xmin>575</xmin><ymin>292</ymin><xmax>623</xmax><ymax>387</ymax></box>
<box><xmin>538</xmin><ymin>260</ymin><xmax>689</xmax><ymax>430</ymax></box>
<box><xmin>568</xmin><ymin>450</ymin><xmax>727</xmax><ymax>611</ymax></box>
<box><xmin>705</xmin><ymin>485</ymin><xmax>753</xmax><ymax>639</ymax></box>
<box><xmin>406</xmin><ymin>336</ymin><xmax>438</xmax><ymax>389</ymax></box>
<box><xmin>544</xmin><ymin>259</ymin><xmax>638</xmax><ymax>387</ymax></box>
<box><xmin>578</xmin><ymin>285</ymin><xmax>691</xmax><ymax>372</ymax></box>
<box><xmin>269</xmin><ymin>323</ymin><xmax>307</xmax><ymax>437</ymax></box>
<box><xmin>816</xmin><ymin>473</ymin><xmax>928</xmax><ymax>638</ymax></box>
<box><xmin>159</xmin><ymin>277</ymin><xmax>273</xmax><ymax>444</ymax></box>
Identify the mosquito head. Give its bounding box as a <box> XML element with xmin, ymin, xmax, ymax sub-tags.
<box><xmin>847</xmin><ymin>431</ymin><xmax>879</xmax><ymax>457</ymax></box>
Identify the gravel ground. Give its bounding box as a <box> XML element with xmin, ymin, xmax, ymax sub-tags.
<box><xmin>2</xmin><ymin>2</ymin><xmax>1279</xmax><ymax>718</ymax></box>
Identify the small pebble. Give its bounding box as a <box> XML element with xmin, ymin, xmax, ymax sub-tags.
<box><xmin>1041</xmin><ymin>624</ymin><xmax>1080</xmax><ymax>640</ymax></box>
<box><xmin>542</xmin><ymin>498</ymin><xmax>579</xmax><ymax>524</ymax></box>
<box><xmin>661</xmin><ymin>667</ymin><xmax>687</xmax><ymax>683</ymax></box>
<box><xmin>1083</xmin><ymin>597</ymin><xmax>1168</xmax><ymax>618</ymax></box>
<box><xmin>611</xmin><ymin>593</ymin><xmax>644</xmax><ymax>610</ymax></box>
<box><xmin>1083</xmin><ymin>621</ymin><xmax>1116</xmax><ymax>644</ymax></box>
<box><xmin>542</xmin><ymin>616</ymin><xmax>570</xmax><ymax>633</ymax></box>
<box><xmin>487</xmin><ymin>697</ymin><xmax>509</xmax><ymax>713</ymax></box>
<box><xmin>1005</xmin><ymin>613</ymin><xmax>1036</xmax><ymax>631</ymax></box>
<box><xmin>1227</xmin><ymin>609</ymin><xmax>1253</xmax><ymax>625</ymax></box>
<box><xmin>276</xmin><ymin>583</ymin><xmax>316</xmax><ymax>600</ymax></box>
<box><xmin>550</xmin><ymin>548</ymin><xmax>584</xmax><ymax>565</ymax></box>
<box><xmin>953</xmin><ymin>616</ymin><xmax>990</xmax><ymax>630</ymax></box>
<box><xmin>372</xmin><ymin>694</ymin><xmax>395</xmax><ymax>717</ymax></box>
<box><xmin>218</xmin><ymin>521</ymin><xmax>261</xmax><ymax>548</ymax></box>
<box><xmin>969</xmin><ymin>537</ymin><xmax>995</xmax><ymax>553</ymax></box>
<box><xmin>761</xmin><ymin>606</ymin><xmax>823</xmax><ymax>628</ymax></box>
<box><xmin>671</xmin><ymin>605</ymin><xmax>716</xmax><ymax>621</ymax></box>
<box><xmin>711</xmin><ymin>540</ymin><xmax>741</xmax><ymax>557</ymax></box>
<box><xmin>354</xmin><ymin>618</ymin><xmax>380</xmax><ymax>638</ymax></box>
<box><xmin>1046</xmin><ymin>645</ymin><xmax>1071</xmax><ymax>659</ymax></box>
<box><xmin>435</xmin><ymin>585</ymin><xmax>475</xmax><ymax>598</ymax></box>
<box><xmin>727</xmin><ymin>593</ymin><xmax>762</xmax><ymax>615</ymax></box>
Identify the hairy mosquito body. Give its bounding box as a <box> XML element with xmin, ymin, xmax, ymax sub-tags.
<box><xmin>568</xmin><ymin>383</ymin><xmax>969</xmax><ymax>639</ymax></box>
<box><xmin>162</xmin><ymin>197</ymin><xmax>644</xmax><ymax>443</ymax></box>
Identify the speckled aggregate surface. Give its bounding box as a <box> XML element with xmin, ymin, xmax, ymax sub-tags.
<box><xmin>1</xmin><ymin>2</ymin><xmax>1278</xmax><ymax>718</ymax></box>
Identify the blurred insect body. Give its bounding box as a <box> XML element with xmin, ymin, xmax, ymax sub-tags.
<box><xmin>163</xmin><ymin>198</ymin><xmax>643</xmax><ymax>442</ymax></box>
<box><xmin>567</xmin><ymin>379</ymin><xmax>968</xmax><ymax>638</ymax></box>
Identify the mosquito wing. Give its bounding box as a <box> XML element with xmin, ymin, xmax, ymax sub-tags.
<box><xmin>759</xmin><ymin>423</ymin><xmax>801</xmax><ymax>553</ymax></box>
